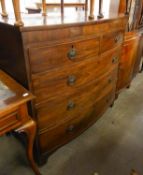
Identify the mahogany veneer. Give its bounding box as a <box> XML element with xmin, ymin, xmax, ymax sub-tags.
<box><xmin>116</xmin><ymin>31</ymin><xmax>142</xmax><ymax>94</ymax></box>
<box><xmin>0</xmin><ymin>12</ymin><xmax>128</xmax><ymax>164</ymax></box>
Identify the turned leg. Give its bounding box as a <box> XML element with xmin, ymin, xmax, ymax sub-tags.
<box><xmin>61</xmin><ymin>0</ymin><xmax>64</xmax><ymax>15</ymax></box>
<box><xmin>85</xmin><ymin>0</ymin><xmax>88</xmax><ymax>11</ymax></box>
<box><xmin>16</xmin><ymin>120</ymin><xmax>41</xmax><ymax>175</ymax></box>
<box><xmin>42</xmin><ymin>0</ymin><xmax>46</xmax><ymax>16</ymax></box>
<box><xmin>89</xmin><ymin>0</ymin><xmax>95</xmax><ymax>19</ymax></box>
<box><xmin>1</xmin><ymin>0</ymin><xmax>8</xmax><ymax>17</ymax></box>
<box><xmin>12</xmin><ymin>0</ymin><xmax>24</xmax><ymax>26</ymax></box>
<box><xmin>97</xmin><ymin>0</ymin><xmax>104</xmax><ymax>18</ymax></box>
<box><xmin>125</xmin><ymin>0</ymin><xmax>129</xmax><ymax>15</ymax></box>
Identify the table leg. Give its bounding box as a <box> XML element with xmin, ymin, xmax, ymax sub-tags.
<box><xmin>1</xmin><ymin>0</ymin><xmax>8</xmax><ymax>17</ymax></box>
<box><xmin>12</xmin><ymin>0</ymin><xmax>24</xmax><ymax>26</ymax></box>
<box><xmin>89</xmin><ymin>0</ymin><xmax>95</xmax><ymax>19</ymax></box>
<box><xmin>61</xmin><ymin>0</ymin><xmax>64</xmax><ymax>15</ymax></box>
<box><xmin>85</xmin><ymin>0</ymin><xmax>88</xmax><ymax>11</ymax></box>
<box><xmin>42</xmin><ymin>0</ymin><xmax>46</xmax><ymax>16</ymax></box>
<box><xmin>16</xmin><ymin>120</ymin><xmax>41</xmax><ymax>175</ymax></box>
<box><xmin>97</xmin><ymin>0</ymin><xmax>104</xmax><ymax>18</ymax></box>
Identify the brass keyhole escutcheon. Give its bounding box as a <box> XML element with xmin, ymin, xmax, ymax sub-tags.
<box><xmin>67</xmin><ymin>75</ymin><xmax>76</xmax><ymax>86</ymax></box>
<box><xmin>67</xmin><ymin>101</ymin><xmax>76</xmax><ymax>110</ymax></box>
<box><xmin>67</xmin><ymin>45</ymin><xmax>77</xmax><ymax>60</ymax></box>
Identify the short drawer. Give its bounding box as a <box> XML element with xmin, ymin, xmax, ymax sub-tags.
<box><xmin>38</xmin><ymin>88</ymin><xmax>115</xmax><ymax>154</ymax></box>
<box><xmin>32</xmin><ymin>47</ymin><xmax>120</xmax><ymax>104</ymax></box>
<box><xmin>36</xmin><ymin>67</ymin><xmax>117</xmax><ymax>132</ymax></box>
<box><xmin>101</xmin><ymin>30</ymin><xmax>124</xmax><ymax>53</ymax></box>
<box><xmin>0</xmin><ymin>111</ymin><xmax>21</xmax><ymax>133</ymax></box>
<box><xmin>29</xmin><ymin>37</ymin><xmax>100</xmax><ymax>73</ymax></box>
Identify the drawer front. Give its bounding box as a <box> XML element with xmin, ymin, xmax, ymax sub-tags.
<box><xmin>38</xmin><ymin>88</ymin><xmax>115</xmax><ymax>154</ymax></box>
<box><xmin>101</xmin><ymin>30</ymin><xmax>124</xmax><ymax>53</ymax></box>
<box><xmin>0</xmin><ymin>111</ymin><xmax>21</xmax><ymax>133</ymax></box>
<box><xmin>37</xmin><ymin>67</ymin><xmax>117</xmax><ymax>132</ymax></box>
<box><xmin>29</xmin><ymin>37</ymin><xmax>99</xmax><ymax>73</ymax></box>
<box><xmin>32</xmin><ymin>47</ymin><xmax>120</xmax><ymax>104</ymax></box>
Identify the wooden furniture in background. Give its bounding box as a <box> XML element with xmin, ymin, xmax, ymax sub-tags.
<box><xmin>26</xmin><ymin>7</ymin><xmax>41</xmax><ymax>14</ymax></box>
<box><xmin>0</xmin><ymin>0</ymin><xmax>97</xmax><ymax>25</ymax></box>
<box><xmin>119</xmin><ymin>0</ymin><xmax>143</xmax><ymax>30</ymax></box>
<box><xmin>116</xmin><ymin>32</ymin><xmax>142</xmax><ymax>94</ymax></box>
<box><xmin>0</xmin><ymin>10</ymin><xmax>128</xmax><ymax>165</ymax></box>
<box><xmin>118</xmin><ymin>0</ymin><xmax>143</xmax><ymax>94</ymax></box>
<box><xmin>36</xmin><ymin>0</ymin><xmax>88</xmax><ymax>15</ymax></box>
<box><xmin>118</xmin><ymin>0</ymin><xmax>129</xmax><ymax>14</ymax></box>
<box><xmin>0</xmin><ymin>70</ymin><xmax>41</xmax><ymax>175</ymax></box>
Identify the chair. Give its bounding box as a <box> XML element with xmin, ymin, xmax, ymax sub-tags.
<box><xmin>0</xmin><ymin>0</ymin><xmax>96</xmax><ymax>26</ymax></box>
<box><xmin>36</xmin><ymin>0</ymin><xmax>88</xmax><ymax>14</ymax></box>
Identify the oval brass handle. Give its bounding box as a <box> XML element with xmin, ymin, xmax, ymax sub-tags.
<box><xmin>112</xmin><ymin>56</ymin><xmax>118</xmax><ymax>64</ymax></box>
<box><xmin>67</xmin><ymin>125</ymin><xmax>75</xmax><ymax>132</ymax></box>
<box><xmin>67</xmin><ymin>75</ymin><xmax>76</xmax><ymax>86</ymax></box>
<box><xmin>67</xmin><ymin>101</ymin><xmax>76</xmax><ymax>110</ymax></box>
<box><xmin>67</xmin><ymin>48</ymin><xmax>77</xmax><ymax>60</ymax></box>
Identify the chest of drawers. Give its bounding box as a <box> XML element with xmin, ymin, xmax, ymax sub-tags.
<box><xmin>0</xmin><ymin>13</ymin><xmax>128</xmax><ymax>164</ymax></box>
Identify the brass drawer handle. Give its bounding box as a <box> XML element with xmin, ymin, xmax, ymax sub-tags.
<box><xmin>67</xmin><ymin>46</ymin><xmax>77</xmax><ymax>60</ymax></box>
<box><xmin>67</xmin><ymin>75</ymin><xmax>76</xmax><ymax>86</ymax></box>
<box><xmin>67</xmin><ymin>101</ymin><xmax>76</xmax><ymax>110</ymax></box>
<box><xmin>112</xmin><ymin>56</ymin><xmax>118</xmax><ymax>64</ymax></box>
<box><xmin>67</xmin><ymin>125</ymin><xmax>75</xmax><ymax>132</ymax></box>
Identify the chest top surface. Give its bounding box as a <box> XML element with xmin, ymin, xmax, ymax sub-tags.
<box><xmin>0</xmin><ymin>10</ymin><xmax>127</xmax><ymax>31</ymax></box>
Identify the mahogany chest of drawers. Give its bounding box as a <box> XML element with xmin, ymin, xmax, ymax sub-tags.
<box><xmin>0</xmin><ymin>13</ymin><xmax>127</xmax><ymax>164</ymax></box>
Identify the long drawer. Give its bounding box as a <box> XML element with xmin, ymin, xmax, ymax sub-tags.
<box><xmin>38</xmin><ymin>86</ymin><xmax>115</xmax><ymax>154</ymax></box>
<box><xmin>36</xmin><ymin>67</ymin><xmax>117</xmax><ymax>132</ymax></box>
<box><xmin>32</xmin><ymin>47</ymin><xmax>120</xmax><ymax>104</ymax></box>
<box><xmin>29</xmin><ymin>37</ymin><xmax>100</xmax><ymax>73</ymax></box>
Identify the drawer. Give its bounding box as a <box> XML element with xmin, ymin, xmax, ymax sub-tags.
<box><xmin>32</xmin><ymin>47</ymin><xmax>120</xmax><ymax>104</ymax></box>
<box><xmin>101</xmin><ymin>30</ymin><xmax>124</xmax><ymax>53</ymax></box>
<box><xmin>38</xmin><ymin>88</ymin><xmax>115</xmax><ymax>154</ymax></box>
<box><xmin>36</xmin><ymin>67</ymin><xmax>117</xmax><ymax>132</ymax></box>
<box><xmin>29</xmin><ymin>37</ymin><xmax>100</xmax><ymax>73</ymax></box>
<box><xmin>0</xmin><ymin>111</ymin><xmax>21</xmax><ymax>133</ymax></box>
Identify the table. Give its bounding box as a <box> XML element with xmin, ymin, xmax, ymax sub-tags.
<box><xmin>0</xmin><ymin>70</ymin><xmax>41</xmax><ymax>175</ymax></box>
<box><xmin>0</xmin><ymin>0</ymin><xmax>95</xmax><ymax>26</ymax></box>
